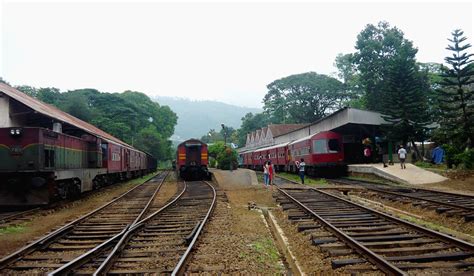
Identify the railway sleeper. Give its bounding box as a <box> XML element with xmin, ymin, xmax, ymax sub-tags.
<box><xmin>331</xmin><ymin>251</ymin><xmax>474</xmax><ymax>269</ymax></box>
<box><xmin>297</xmin><ymin>223</ymin><xmax>321</xmax><ymax>232</ymax></box>
<box><xmin>464</xmin><ymin>213</ymin><xmax>474</xmax><ymax>222</ymax></box>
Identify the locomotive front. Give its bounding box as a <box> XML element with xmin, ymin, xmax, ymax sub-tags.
<box><xmin>176</xmin><ymin>139</ymin><xmax>210</xmax><ymax>181</ymax></box>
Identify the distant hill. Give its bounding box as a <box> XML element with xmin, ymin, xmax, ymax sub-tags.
<box><xmin>154</xmin><ymin>96</ymin><xmax>261</xmax><ymax>143</ymax></box>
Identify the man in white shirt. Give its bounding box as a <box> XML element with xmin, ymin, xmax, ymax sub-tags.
<box><xmin>296</xmin><ymin>158</ymin><xmax>306</xmax><ymax>184</ymax></box>
<box><xmin>398</xmin><ymin>145</ymin><xmax>407</xmax><ymax>169</ymax></box>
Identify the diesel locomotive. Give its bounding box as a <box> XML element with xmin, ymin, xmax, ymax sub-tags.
<box><xmin>0</xmin><ymin>83</ymin><xmax>157</xmax><ymax>206</ymax></box>
<box><xmin>176</xmin><ymin>139</ymin><xmax>211</xmax><ymax>180</ymax></box>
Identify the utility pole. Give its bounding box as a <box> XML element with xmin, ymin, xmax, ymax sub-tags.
<box><xmin>221</xmin><ymin>123</ymin><xmax>232</xmax><ymax>172</ymax></box>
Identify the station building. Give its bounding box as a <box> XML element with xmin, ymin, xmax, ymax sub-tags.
<box><xmin>238</xmin><ymin>107</ymin><xmax>387</xmax><ymax>164</ymax></box>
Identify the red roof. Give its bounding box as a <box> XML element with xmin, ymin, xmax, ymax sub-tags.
<box><xmin>0</xmin><ymin>83</ymin><xmax>132</xmax><ymax>148</ymax></box>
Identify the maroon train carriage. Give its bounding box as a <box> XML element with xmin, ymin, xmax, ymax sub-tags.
<box><xmin>0</xmin><ymin>127</ymin><xmax>156</xmax><ymax>206</ymax></box>
<box><xmin>287</xmin><ymin>131</ymin><xmax>345</xmax><ymax>176</ymax></box>
<box><xmin>240</xmin><ymin>130</ymin><xmax>346</xmax><ymax>176</ymax></box>
<box><xmin>176</xmin><ymin>139</ymin><xmax>211</xmax><ymax>181</ymax></box>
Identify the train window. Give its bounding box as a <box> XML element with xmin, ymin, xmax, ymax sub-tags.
<box><xmin>313</xmin><ymin>139</ymin><xmax>328</xmax><ymax>154</ymax></box>
<box><xmin>44</xmin><ymin>149</ymin><xmax>55</xmax><ymax>168</ymax></box>
<box><xmin>328</xmin><ymin>139</ymin><xmax>340</xmax><ymax>153</ymax></box>
<box><xmin>101</xmin><ymin>144</ymin><xmax>108</xmax><ymax>159</ymax></box>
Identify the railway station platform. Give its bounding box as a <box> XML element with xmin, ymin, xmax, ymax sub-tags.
<box><xmin>348</xmin><ymin>163</ymin><xmax>448</xmax><ymax>185</ymax></box>
<box><xmin>210</xmin><ymin>168</ymin><xmax>259</xmax><ymax>186</ymax></box>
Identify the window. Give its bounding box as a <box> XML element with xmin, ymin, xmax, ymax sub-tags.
<box><xmin>44</xmin><ymin>149</ymin><xmax>55</xmax><ymax>168</ymax></box>
<box><xmin>328</xmin><ymin>139</ymin><xmax>340</xmax><ymax>153</ymax></box>
<box><xmin>313</xmin><ymin>139</ymin><xmax>328</xmax><ymax>154</ymax></box>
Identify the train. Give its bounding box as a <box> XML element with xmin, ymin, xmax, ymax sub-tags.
<box><xmin>240</xmin><ymin>131</ymin><xmax>346</xmax><ymax>176</ymax></box>
<box><xmin>0</xmin><ymin>127</ymin><xmax>157</xmax><ymax>206</ymax></box>
<box><xmin>176</xmin><ymin>139</ymin><xmax>211</xmax><ymax>181</ymax></box>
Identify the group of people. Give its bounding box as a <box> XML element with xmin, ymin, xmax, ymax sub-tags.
<box><xmin>262</xmin><ymin>158</ymin><xmax>306</xmax><ymax>188</ymax></box>
<box><xmin>363</xmin><ymin>141</ymin><xmax>408</xmax><ymax>169</ymax></box>
<box><xmin>262</xmin><ymin>160</ymin><xmax>275</xmax><ymax>188</ymax></box>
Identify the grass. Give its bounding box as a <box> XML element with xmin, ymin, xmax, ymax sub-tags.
<box><xmin>414</xmin><ymin>161</ymin><xmax>447</xmax><ymax>170</ymax></box>
<box><xmin>0</xmin><ymin>224</ymin><xmax>27</xmax><ymax>235</ymax></box>
<box><xmin>277</xmin><ymin>172</ymin><xmax>328</xmax><ymax>186</ymax></box>
<box><xmin>250</xmin><ymin>237</ymin><xmax>283</xmax><ymax>268</ymax></box>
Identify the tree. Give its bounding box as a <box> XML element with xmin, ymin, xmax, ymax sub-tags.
<box><xmin>236</xmin><ymin>112</ymin><xmax>271</xmax><ymax>147</ymax></box>
<box><xmin>15</xmin><ymin>85</ymin><xmax>178</xmax><ymax>162</ymax></box>
<box><xmin>263</xmin><ymin>72</ymin><xmax>347</xmax><ymax>124</ymax></box>
<box><xmin>62</xmin><ymin>92</ymin><xmax>93</xmax><ymax>121</ymax></box>
<box><xmin>353</xmin><ymin>21</ymin><xmax>418</xmax><ymax>111</ymax></box>
<box><xmin>334</xmin><ymin>53</ymin><xmax>364</xmax><ymax>108</ymax></box>
<box><xmin>437</xmin><ymin>29</ymin><xmax>474</xmax><ymax>149</ymax></box>
<box><xmin>380</xmin><ymin>49</ymin><xmax>432</xmax><ymax>159</ymax></box>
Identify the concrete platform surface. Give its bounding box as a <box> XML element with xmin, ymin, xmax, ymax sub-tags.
<box><xmin>210</xmin><ymin>168</ymin><xmax>259</xmax><ymax>186</ymax></box>
<box><xmin>348</xmin><ymin>163</ymin><xmax>448</xmax><ymax>185</ymax></box>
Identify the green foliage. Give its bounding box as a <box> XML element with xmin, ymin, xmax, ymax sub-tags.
<box><xmin>216</xmin><ymin>147</ymin><xmax>238</xmax><ymax>170</ymax></box>
<box><xmin>456</xmin><ymin>149</ymin><xmax>474</xmax><ymax>169</ymax></box>
<box><xmin>263</xmin><ymin>72</ymin><xmax>347</xmax><ymax>124</ymax></box>
<box><xmin>437</xmin><ymin>29</ymin><xmax>474</xmax><ymax>149</ymax></box>
<box><xmin>0</xmin><ymin>224</ymin><xmax>27</xmax><ymax>235</ymax></box>
<box><xmin>443</xmin><ymin>144</ymin><xmax>462</xmax><ymax>169</ymax></box>
<box><xmin>379</xmin><ymin>46</ymin><xmax>432</xmax><ymax>145</ymax></box>
<box><xmin>334</xmin><ymin>53</ymin><xmax>364</xmax><ymax>107</ymax></box>
<box><xmin>15</xmin><ymin>86</ymin><xmax>177</xmax><ymax>161</ymax></box>
<box><xmin>236</xmin><ymin>112</ymin><xmax>271</xmax><ymax>147</ymax></box>
<box><xmin>353</xmin><ymin>21</ymin><xmax>418</xmax><ymax>112</ymax></box>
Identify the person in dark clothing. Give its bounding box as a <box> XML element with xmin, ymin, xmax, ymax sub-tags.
<box><xmin>376</xmin><ymin>143</ymin><xmax>387</xmax><ymax>168</ymax></box>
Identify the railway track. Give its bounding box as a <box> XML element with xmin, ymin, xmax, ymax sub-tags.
<box><xmin>0</xmin><ymin>208</ymin><xmax>41</xmax><ymax>228</ymax></box>
<box><xmin>0</xmin><ymin>171</ymin><xmax>169</xmax><ymax>275</ymax></box>
<box><xmin>275</xmin><ymin>184</ymin><xmax>474</xmax><ymax>274</ymax></box>
<box><xmin>48</xmin><ymin>180</ymin><xmax>216</xmax><ymax>275</ymax></box>
<box><xmin>330</xmin><ymin>178</ymin><xmax>474</xmax><ymax>222</ymax></box>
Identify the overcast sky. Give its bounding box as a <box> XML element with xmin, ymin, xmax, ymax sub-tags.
<box><xmin>1</xmin><ymin>0</ymin><xmax>472</xmax><ymax>108</ymax></box>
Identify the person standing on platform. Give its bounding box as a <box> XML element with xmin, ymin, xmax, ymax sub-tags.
<box><xmin>376</xmin><ymin>143</ymin><xmax>387</xmax><ymax>168</ymax></box>
<box><xmin>363</xmin><ymin>146</ymin><xmax>372</xmax><ymax>163</ymax></box>
<box><xmin>398</xmin><ymin>145</ymin><xmax>407</xmax><ymax>169</ymax></box>
<box><xmin>268</xmin><ymin>160</ymin><xmax>275</xmax><ymax>187</ymax></box>
<box><xmin>263</xmin><ymin>161</ymin><xmax>269</xmax><ymax>188</ymax></box>
<box><xmin>296</xmin><ymin>158</ymin><xmax>306</xmax><ymax>184</ymax></box>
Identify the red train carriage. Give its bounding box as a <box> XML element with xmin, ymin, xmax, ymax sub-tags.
<box><xmin>239</xmin><ymin>131</ymin><xmax>345</xmax><ymax>176</ymax></box>
<box><xmin>176</xmin><ymin>139</ymin><xmax>210</xmax><ymax>180</ymax></box>
<box><xmin>288</xmin><ymin>131</ymin><xmax>345</xmax><ymax>176</ymax></box>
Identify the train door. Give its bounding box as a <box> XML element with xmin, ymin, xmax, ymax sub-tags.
<box><xmin>185</xmin><ymin>143</ymin><xmax>201</xmax><ymax>166</ymax></box>
<box><xmin>101</xmin><ymin>142</ymin><xmax>108</xmax><ymax>168</ymax></box>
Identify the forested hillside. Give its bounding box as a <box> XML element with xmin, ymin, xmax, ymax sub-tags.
<box><xmin>155</xmin><ymin>96</ymin><xmax>261</xmax><ymax>142</ymax></box>
<box><xmin>15</xmin><ymin>86</ymin><xmax>177</xmax><ymax>161</ymax></box>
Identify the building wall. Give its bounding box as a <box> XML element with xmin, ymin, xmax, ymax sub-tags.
<box><xmin>0</xmin><ymin>95</ymin><xmax>18</xmax><ymax>127</ymax></box>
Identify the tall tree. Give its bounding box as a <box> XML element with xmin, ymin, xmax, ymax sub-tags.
<box><xmin>380</xmin><ymin>48</ymin><xmax>432</xmax><ymax>157</ymax></box>
<box><xmin>353</xmin><ymin>21</ymin><xmax>418</xmax><ymax>111</ymax></box>
<box><xmin>438</xmin><ymin>29</ymin><xmax>474</xmax><ymax>148</ymax></box>
<box><xmin>263</xmin><ymin>72</ymin><xmax>347</xmax><ymax>124</ymax></box>
<box><xmin>334</xmin><ymin>53</ymin><xmax>364</xmax><ymax>108</ymax></box>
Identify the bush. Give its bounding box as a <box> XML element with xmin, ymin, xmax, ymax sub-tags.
<box><xmin>455</xmin><ymin>149</ymin><xmax>474</xmax><ymax>170</ymax></box>
<box><xmin>209</xmin><ymin>157</ymin><xmax>217</xmax><ymax>168</ymax></box>
<box><xmin>443</xmin><ymin>144</ymin><xmax>461</xmax><ymax>169</ymax></box>
<box><xmin>216</xmin><ymin>147</ymin><xmax>238</xmax><ymax>170</ymax></box>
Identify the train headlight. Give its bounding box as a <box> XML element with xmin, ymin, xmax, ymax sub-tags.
<box><xmin>9</xmin><ymin>128</ymin><xmax>22</xmax><ymax>136</ymax></box>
